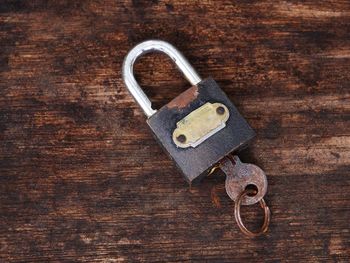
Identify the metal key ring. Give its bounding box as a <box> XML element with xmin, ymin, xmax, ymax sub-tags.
<box><xmin>234</xmin><ymin>189</ymin><xmax>271</xmax><ymax>237</ymax></box>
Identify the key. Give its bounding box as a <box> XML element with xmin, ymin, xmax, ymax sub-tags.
<box><xmin>220</xmin><ymin>155</ymin><xmax>270</xmax><ymax>237</ymax></box>
<box><xmin>221</xmin><ymin>155</ymin><xmax>268</xmax><ymax>206</ymax></box>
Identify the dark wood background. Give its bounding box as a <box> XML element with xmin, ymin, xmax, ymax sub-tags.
<box><xmin>0</xmin><ymin>0</ymin><xmax>349</xmax><ymax>262</ymax></box>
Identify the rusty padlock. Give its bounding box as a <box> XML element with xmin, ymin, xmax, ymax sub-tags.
<box><xmin>122</xmin><ymin>40</ymin><xmax>255</xmax><ymax>184</ymax></box>
<box><xmin>123</xmin><ymin>40</ymin><xmax>271</xmax><ymax>237</ymax></box>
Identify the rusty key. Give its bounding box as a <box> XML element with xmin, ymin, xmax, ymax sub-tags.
<box><xmin>220</xmin><ymin>155</ymin><xmax>270</xmax><ymax>237</ymax></box>
<box><xmin>221</xmin><ymin>155</ymin><xmax>268</xmax><ymax>205</ymax></box>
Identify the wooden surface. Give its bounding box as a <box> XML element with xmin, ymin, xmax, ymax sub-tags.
<box><xmin>0</xmin><ymin>1</ymin><xmax>349</xmax><ymax>262</ymax></box>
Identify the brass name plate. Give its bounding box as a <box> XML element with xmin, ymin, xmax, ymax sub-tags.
<box><xmin>173</xmin><ymin>102</ymin><xmax>230</xmax><ymax>148</ymax></box>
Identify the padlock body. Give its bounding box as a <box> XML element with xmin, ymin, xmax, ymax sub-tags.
<box><xmin>147</xmin><ymin>77</ymin><xmax>255</xmax><ymax>184</ymax></box>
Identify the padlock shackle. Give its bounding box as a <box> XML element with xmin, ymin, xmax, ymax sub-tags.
<box><xmin>122</xmin><ymin>40</ymin><xmax>202</xmax><ymax>117</ymax></box>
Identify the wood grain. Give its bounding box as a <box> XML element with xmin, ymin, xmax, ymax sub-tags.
<box><xmin>0</xmin><ymin>0</ymin><xmax>349</xmax><ymax>262</ymax></box>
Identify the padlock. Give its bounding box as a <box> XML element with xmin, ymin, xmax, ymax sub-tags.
<box><xmin>122</xmin><ymin>40</ymin><xmax>255</xmax><ymax>184</ymax></box>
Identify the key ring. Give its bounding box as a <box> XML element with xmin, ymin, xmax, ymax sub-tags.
<box><xmin>234</xmin><ymin>189</ymin><xmax>271</xmax><ymax>237</ymax></box>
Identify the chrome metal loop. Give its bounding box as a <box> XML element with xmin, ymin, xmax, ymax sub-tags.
<box><xmin>122</xmin><ymin>40</ymin><xmax>202</xmax><ymax>117</ymax></box>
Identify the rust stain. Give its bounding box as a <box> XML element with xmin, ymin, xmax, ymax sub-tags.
<box><xmin>166</xmin><ymin>86</ymin><xmax>198</xmax><ymax>109</ymax></box>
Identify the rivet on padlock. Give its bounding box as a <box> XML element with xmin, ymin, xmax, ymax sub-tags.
<box><xmin>122</xmin><ymin>40</ymin><xmax>255</xmax><ymax>184</ymax></box>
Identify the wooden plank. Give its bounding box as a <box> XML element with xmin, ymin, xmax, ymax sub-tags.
<box><xmin>0</xmin><ymin>0</ymin><xmax>349</xmax><ymax>262</ymax></box>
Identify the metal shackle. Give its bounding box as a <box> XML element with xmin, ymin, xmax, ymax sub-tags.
<box><xmin>122</xmin><ymin>40</ymin><xmax>202</xmax><ymax>118</ymax></box>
